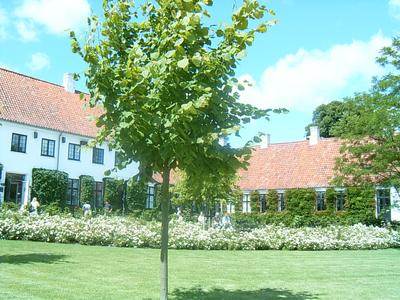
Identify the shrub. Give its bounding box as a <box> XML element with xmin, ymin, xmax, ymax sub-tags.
<box><xmin>31</xmin><ymin>168</ymin><xmax>68</xmax><ymax>207</ymax></box>
<box><xmin>79</xmin><ymin>175</ymin><xmax>95</xmax><ymax>207</ymax></box>
<box><xmin>250</xmin><ymin>190</ymin><xmax>260</xmax><ymax>213</ymax></box>
<box><xmin>103</xmin><ymin>178</ymin><xmax>125</xmax><ymax>210</ymax></box>
<box><xmin>126</xmin><ymin>178</ymin><xmax>147</xmax><ymax>211</ymax></box>
<box><xmin>0</xmin><ymin>211</ymin><xmax>398</xmax><ymax>250</ymax></box>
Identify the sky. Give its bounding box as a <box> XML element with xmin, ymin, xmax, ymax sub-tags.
<box><xmin>0</xmin><ymin>0</ymin><xmax>399</xmax><ymax>147</ymax></box>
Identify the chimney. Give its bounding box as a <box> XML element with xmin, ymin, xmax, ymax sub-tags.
<box><xmin>63</xmin><ymin>73</ymin><xmax>75</xmax><ymax>93</ymax></box>
<box><xmin>260</xmin><ymin>134</ymin><xmax>270</xmax><ymax>148</ymax></box>
<box><xmin>309</xmin><ymin>126</ymin><xmax>320</xmax><ymax>145</ymax></box>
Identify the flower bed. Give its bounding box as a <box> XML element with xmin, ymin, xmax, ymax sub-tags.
<box><xmin>0</xmin><ymin>211</ymin><xmax>398</xmax><ymax>250</ymax></box>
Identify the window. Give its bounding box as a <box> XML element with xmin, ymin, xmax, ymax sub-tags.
<box><xmin>226</xmin><ymin>201</ymin><xmax>235</xmax><ymax>213</ymax></box>
<box><xmin>115</xmin><ymin>151</ymin><xmax>122</xmax><ymax>166</ymax></box>
<box><xmin>11</xmin><ymin>133</ymin><xmax>27</xmax><ymax>153</ymax></box>
<box><xmin>336</xmin><ymin>190</ymin><xmax>345</xmax><ymax>211</ymax></box>
<box><xmin>92</xmin><ymin>147</ymin><xmax>104</xmax><ymax>164</ymax></box>
<box><xmin>146</xmin><ymin>185</ymin><xmax>155</xmax><ymax>209</ymax></box>
<box><xmin>68</xmin><ymin>143</ymin><xmax>81</xmax><ymax>161</ymax></box>
<box><xmin>242</xmin><ymin>194</ymin><xmax>251</xmax><ymax>213</ymax></box>
<box><xmin>260</xmin><ymin>193</ymin><xmax>267</xmax><ymax>212</ymax></box>
<box><xmin>377</xmin><ymin>188</ymin><xmax>391</xmax><ymax>220</ymax></box>
<box><xmin>94</xmin><ymin>181</ymin><xmax>103</xmax><ymax>208</ymax></box>
<box><xmin>66</xmin><ymin>179</ymin><xmax>80</xmax><ymax>206</ymax></box>
<box><xmin>278</xmin><ymin>192</ymin><xmax>285</xmax><ymax>211</ymax></box>
<box><xmin>41</xmin><ymin>138</ymin><xmax>55</xmax><ymax>157</ymax></box>
<box><xmin>316</xmin><ymin>190</ymin><xmax>326</xmax><ymax>211</ymax></box>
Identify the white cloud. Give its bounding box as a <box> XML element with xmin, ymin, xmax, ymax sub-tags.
<box><xmin>0</xmin><ymin>7</ymin><xmax>9</xmax><ymax>40</ymax></box>
<box><xmin>15</xmin><ymin>21</ymin><xmax>37</xmax><ymax>41</ymax></box>
<box><xmin>27</xmin><ymin>52</ymin><xmax>50</xmax><ymax>72</ymax></box>
<box><xmin>15</xmin><ymin>0</ymin><xmax>90</xmax><ymax>35</ymax></box>
<box><xmin>389</xmin><ymin>0</ymin><xmax>400</xmax><ymax>20</ymax></box>
<box><xmin>239</xmin><ymin>33</ymin><xmax>391</xmax><ymax>112</ymax></box>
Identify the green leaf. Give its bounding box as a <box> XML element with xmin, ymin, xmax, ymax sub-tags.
<box><xmin>177</xmin><ymin>57</ymin><xmax>189</xmax><ymax>69</ymax></box>
<box><xmin>175</xmin><ymin>37</ymin><xmax>184</xmax><ymax>47</ymax></box>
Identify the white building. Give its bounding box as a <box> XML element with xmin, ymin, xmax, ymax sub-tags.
<box><xmin>0</xmin><ymin>68</ymin><xmax>139</xmax><ymax>207</ymax></box>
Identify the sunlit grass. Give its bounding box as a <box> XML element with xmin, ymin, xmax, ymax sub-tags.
<box><xmin>0</xmin><ymin>240</ymin><xmax>399</xmax><ymax>299</ymax></box>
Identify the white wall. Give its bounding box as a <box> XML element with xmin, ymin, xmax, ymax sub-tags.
<box><xmin>390</xmin><ymin>187</ymin><xmax>400</xmax><ymax>222</ymax></box>
<box><xmin>0</xmin><ymin>120</ymin><xmax>139</xmax><ymax>203</ymax></box>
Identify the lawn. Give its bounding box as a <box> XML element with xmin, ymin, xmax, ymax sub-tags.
<box><xmin>0</xmin><ymin>240</ymin><xmax>399</xmax><ymax>300</ymax></box>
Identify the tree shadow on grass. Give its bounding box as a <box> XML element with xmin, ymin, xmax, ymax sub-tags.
<box><xmin>0</xmin><ymin>253</ymin><xmax>68</xmax><ymax>265</ymax></box>
<box><xmin>170</xmin><ymin>286</ymin><xmax>320</xmax><ymax>300</ymax></box>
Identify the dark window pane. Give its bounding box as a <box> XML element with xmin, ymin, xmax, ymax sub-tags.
<box><xmin>93</xmin><ymin>148</ymin><xmax>104</xmax><ymax>164</ymax></box>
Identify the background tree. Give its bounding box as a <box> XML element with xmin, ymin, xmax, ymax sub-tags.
<box><xmin>171</xmin><ymin>170</ymin><xmax>240</xmax><ymax>215</ymax></box>
<box><xmin>333</xmin><ymin>36</ymin><xmax>400</xmax><ymax>189</ymax></box>
<box><xmin>305</xmin><ymin>100</ymin><xmax>349</xmax><ymax>138</ymax></box>
<box><xmin>71</xmin><ymin>1</ymin><xmax>278</xmax><ymax>298</ymax></box>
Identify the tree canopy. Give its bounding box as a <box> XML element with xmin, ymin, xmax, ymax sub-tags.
<box><xmin>333</xmin><ymin>36</ymin><xmax>400</xmax><ymax>188</ymax></box>
<box><xmin>305</xmin><ymin>100</ymin><xmax>349</xmax><ymax>138</ymax></box>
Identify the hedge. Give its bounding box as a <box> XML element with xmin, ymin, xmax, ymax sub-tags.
<box><xmin>103</xmin><ymin>177</ymin><xmax>125</xmax><ymax>210</ymax></box>
<box><xmin>234</xmin><ymin>187</ymin><xmax>378</xmax><ymax>228</ymax></box>
<box><xmin>31</xmin><ymin>168</ymin><xmax>68</xmax><ymax>207</ymax></box>
<box><xmin>79</xmin><ymin>175</ymin><xmax>95</xmax><ymax>207</ymax></box>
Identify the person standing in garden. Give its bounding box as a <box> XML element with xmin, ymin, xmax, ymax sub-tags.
<box><xmin>198</xmin><ymin>211</ymin><xmax>206</xmax><ymax>229</ymax></box>
<box><xmin>104</xmin><ymin>201</ymin><xmax>112</xmax><ymax>214</ymax></box>
<box><xmin>30</xmin><ymin>197</ymin><xmax>40</xmax><ymax>216</ymax></box>
<box><xmin>82</xmin><ymin>202</ymin><xmax>91</xmax><ymax>217</ymax></box>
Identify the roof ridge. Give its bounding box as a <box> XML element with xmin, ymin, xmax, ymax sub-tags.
<box><xmin>0</xmin><ymin>67</ymin><xmax>88</xmax><ymax>95</ymax></box>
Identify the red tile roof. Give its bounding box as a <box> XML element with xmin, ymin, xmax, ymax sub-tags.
<box><xmin>237</xmin><ymin>139</ymin><xmax>342</xmax><ymax>190</ymax></box>
<box><xmin>0</xmin><ymin>68</ymin><xmax>100</xmax><ymax>137</ymax></box>
<box><xmin>152</xmin><ymin>170</ymin><xmax>179</xmax><ymax>185</ymax></box>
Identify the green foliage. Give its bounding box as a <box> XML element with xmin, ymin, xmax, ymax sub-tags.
<box><xmin>305</xmin><ymin>101</ymin><xmax>349</xmax><ymax>138</ymax></box>
<box><xmin>285</xmin><ymin>188</ymin><xmax>315</xmax><ymax>215</ymax></box>
<box><xmin>31</xmin><ymin>168</ymin><xmax>68</xmax><ymax>207</ymax></box>
<box><xmin>346</xmin><ymin>186</ymin><xmax>376</xmax><ymax>223</ymax></box>
<box><xmin>126</xmin><ymin>178</ymin><xmax>148</xmax><ymax>211</ymax></box>
<box><xmin>103</xmin><ymin>178</ymin><xmax>125</xmax><ymax>209</ymax></box>
<box><xmin>250</xmin><ymin>190</ymin><xmax>260</xmax><ymax>213</ymax></box>
<box><xmin>235</xmin><ymin>187</ymin><xmax>378</xmax><ymax>228</ymax></box>
<box><xmin>71</xmin><ymin>0</ymin><xmax>280</xmax><ymax>180</ymax></box>
<box><xmin>325</xmin><ymin>188</ymin><xmax>337</xmax><ymax>212</ymax></box>
<box><xmin>333</xmin><ymin>36</ymin><xmax>400</xmax><ymax>188</ymax></box>
<box><xmin>266</xmin><ymin>190</ymin><xmax>278</xmax><ymax>211</ymax></box>
<box><xmin>0</xmin><ymin>202</ymin><xmax>19</xmax><ymax>211</ymax></box>
<box><xmin>172</xmin><ymin>171</ymin><xmax>240</xmax><ymax>209</ymax></box>
<box><xmin>79</xmin><ymin>175</ymin><xmax>94</xmax><ymax>207</ymax></box>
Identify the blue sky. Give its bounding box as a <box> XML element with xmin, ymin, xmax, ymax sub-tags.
<box><xmin>0</xmin><ymin>0</ymin><xmax>399</xmax><ymax>146</ymax></box>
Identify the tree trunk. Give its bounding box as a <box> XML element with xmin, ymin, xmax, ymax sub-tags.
<box><xmin>160</xmin><ymin>166</ymin><xmax>170</xmax><ymax>300</ymax></box>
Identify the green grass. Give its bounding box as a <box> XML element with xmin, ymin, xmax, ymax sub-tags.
<box><xmin>0</xmin><ymin>240</ymin><xmax>399</xmax><ymax>300</ymax></box>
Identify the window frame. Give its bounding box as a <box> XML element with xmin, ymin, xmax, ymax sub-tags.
<box><xmin>92</xmin><ymin>147</ymin><xmax>104</xmax><ymax>165</ymax></box>
<box><xmin>316</xmin><ymin>190</ymin><xmax>326</xmax><ymax>211</ymax></box>
<box><xmin>66</xmin><ymin>178</ymin><xmax>80</xmax><ymax>206</ymax></box>
<box><xmin>11</xmin><ymin>133</ymin><xmax>27</xmax><ymax>153</ymax></box>
<box><xmin>146</xmin><ymin>185</ymin><xmax>155</xmax><ymax>209</ymax></box>
<box><xmin>94</xmin><ymin>181</ymin><xmax>104</xmax><ymax>208</ymax></box>
<box><xmin>68</xmin><ymin>143</ymin><xmax>81</xmax><ymax>161</ymax></box>
<box><xmin>376</xmin><ymin>188</ymin><xmax>391</xmax><ymax>216</ymax></box>
<box><xmin>259</xmin><ymin>193</ymin><xmax>267</xmax><ymax>212</ymax></box>
<box><xmin>242</xmin><ymin>193</ymin><xmax>251</xmax><ymax>213</ymax></box>
<box><xmin>277</xmin><ymin>191</ymin><xmax>285</xmax><ymax>212</ymax></box>
<box><xmin>41</xmin><ymin>138</ymin><xmax>56</xmax><ymax>157</ymax></box>
<box><xmin>335</xmin><ymin>189</ymin><xmax>346</xmax><ymax>211</ymax></box>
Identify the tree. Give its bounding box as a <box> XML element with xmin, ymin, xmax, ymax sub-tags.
<box><xmin>171</xmin><ymin>170</ymin><xmax>240</xmax><ymax>213</ymax></box>
<box><xmin>333</xmin><ymin>36</ymin><xmax>400</xmax><ymax>189</ymax></box>
<box><xmin>305</xmin><ymin>100</ymin><xmax>349</xmax><ymax>138</ymax></box>
<box><xmin>71</xmin><ymin>1</ymin><xmax>278</xmax><ymax>298</ymax></box>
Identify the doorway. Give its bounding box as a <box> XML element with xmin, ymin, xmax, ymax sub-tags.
<box><xmin>4</xmin><ymin>173</ymin><xmax>26</xmax><ymax>205</ymax></box>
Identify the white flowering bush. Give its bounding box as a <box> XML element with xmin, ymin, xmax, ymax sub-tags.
<box><xmin>0</xmin><ymin>211</ymin><xmax>398</xmax><ymax>250</ymax></box>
